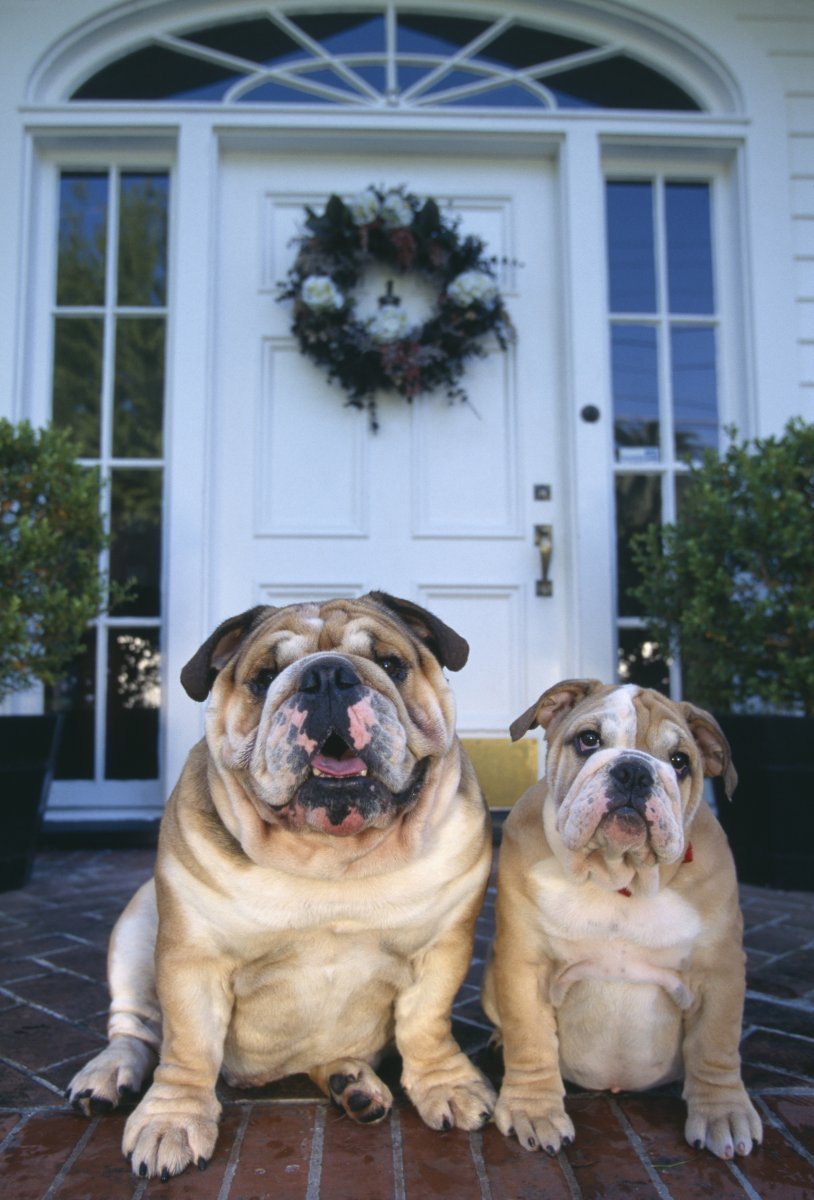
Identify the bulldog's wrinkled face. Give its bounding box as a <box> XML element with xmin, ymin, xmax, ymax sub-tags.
<box><xmin>200</xmin><ymin>598</ymin><xmax>458</xmax><ymax>837</ymax></box>
<box><xmin>547</xmin><ymin>687</ymin><xmax>697</xmax><ymax>866</ymax></box>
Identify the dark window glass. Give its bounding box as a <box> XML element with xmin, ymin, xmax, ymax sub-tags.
<box><xmin>547</xmin><ymin>55</ymin><xmax>699</xmax><ymax>111</ymax></box>
<box><xmin>182</xmin><ymin>18</ymin><xmax>302</xmax><ymax>65</ymax></box>
<box><xmin>113</xmin><ymin>318</ymin><xmax>165</xmax><ymax>459</ymax></box>
<box><xmin>52</xmin><ymin>317</ymin><xmax>104</xmax><ymax>458</ymax></box>
<box><xmin>117</xmin><ymin>174</ymin><xmax>169</xmax><ymax>307</ymax></box>
<box><xmin>48</xmin><ymin>632</ymin><xmax>96</xmax><ymax>780</ymax></box>
<box><xmin>444</xmin><ymin>84</ymin><xmax>547</xmax><ymax>108</ymax></box>
<box><xmin>72</xmin><ymin>45</ymin><xmax>240</xmax><ymax>101</ymax></box>
<box><xmin>665</xmin><ymin>183</ymin><xmax>714</xmax><ymax>314</ymax></box>
<box><xmin>617</xmin><ymin>627</ymin><xmax>670</xmax><ymax>692</ymax></box>
<box><xmin>109</xmin><ymin>469</ymin><xmax>163</xmax><ymax>616</ymax></box>
<box><xmin>480</xmin><ymin>27</ymin><xmax>596</xmax><ymax>69</ymax></box>
<box><xmin>671</xmin><ymin>326</ymin><xmax>718</xmax><ymax>461</ymax></box>
<box><xmin>606</xmin><ymin>182</ymin><xmax>656</xmax><ymax>313</ymax></box>
<box><xmin>57</xmin><ymin>174</ymin><xmax>108</xmax><ymax>306</ymax></box>
<box><xmin>615</xmin><ymin>474</ymin><xmax>661</xmax><ymax>617</ymax></box>
<box><xmin>397</xmin><ymin>14</ymin><xmax>491</xmax><ymax>55</ymax></box>
<box><xmin>105</xmin><ymin>627</ymin><xmax>160</xmax><ymax>779</ymax></box>
<box><xmin>611</xmin><ymin>324</ymin><xmax>660</xmax><ymax>460</ymax></box>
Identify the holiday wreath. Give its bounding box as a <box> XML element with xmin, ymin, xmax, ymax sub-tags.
<box><xmin>278</xmin><ymin>184</ymin><xmax>514</xmax><ymax>429</ymax></box>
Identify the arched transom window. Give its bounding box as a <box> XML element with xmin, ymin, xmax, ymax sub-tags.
<box><xmin>72</xmin><ymin>5</ymin><xmax>702</xmax><ymax>111</ymax></box>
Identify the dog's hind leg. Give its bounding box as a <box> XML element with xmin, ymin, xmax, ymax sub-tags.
<box><xmin>67</xmin><ymin>879</ymin><xmax>161</xmax><ymax>1114</ymax></box>
<box><xmin>311</xmin><ymin>1060</ymin><xmax>393</xmax><ymax>1124</ymax></box>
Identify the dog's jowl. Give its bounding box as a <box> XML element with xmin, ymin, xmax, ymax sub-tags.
<box><xmin>67</xmin><ymin>593</ymin><xmax>494</xmax><ymax>1180</ymax></box>
<box><xmin>482</xmin><ymin>679</ymin><xmax>762</xmax><ymax>1161</ymax></box>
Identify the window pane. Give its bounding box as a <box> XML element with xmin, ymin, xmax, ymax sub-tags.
<box><xmin>117</xmin><ymin>174</ymin><xmax>169</xmax><ymax>307</ymax></box>
<box><xmin>611</xmin><ymin>324</ymin><xmax>660</xmax><ymax>461</ymax></box>
<box><xmin>397</xmin><ymin>14</ymin><xmax>490</xmax><ymax>55</ymax></box>
<box><xmin>615</xmin><ymin>474</ymin><xmax>661</xmax><ymax>617</ymax></box>
<box><xmin>113</xmin><ymin>318</ymin><xmax>165</xmax><ymax>458</ymax></box>
<box><xmin>48</xmin><ymin>632</ymin><xmax>96</xmax><ymax>780</ymax></box>
<box><xmin>109</xmin><ymin>469</ymin><xmax>163</xmax><ymax>616</ymax></box>
<box><xmin>72</xmin><ymin>45</ymin><xmax>240</xmax><ymax>101</ymax></box>
<box><xmin>298</xmin><ymin>12</ymin><xmax>386</xmax><ymax>53</ymax></box>
<box><xmin>548</xmin><ymin>56</ymin><xmax>699</xmax><ymax>111</ymax></box>
<box><xmin>52</xmin><ymin>317</ymin><xmax>103</xmax><ymax>457</ymax></box>
<box><xmin>183</xmin><ymin>18</ymin><xmax>302</xmax><ymax>65</ymax></box>
<box><xmin>57</xmin><ymin>174</ymin><xmax>108</xmax><ymax>306</ymax></box>
<box><xmin>606</xmin><ymin>182</ymin><xmax>656</xmax><ymax>312</ymax></box>
<box><xmin>617</xmin><ymin>627</ymin><xmax>670</xmax><ymax>692</ymax></box>
<box><xmin>666</xmin><ymin>183</ymin><xmax>714</xmax><ymax>314</ymax></box>
<box><xmin>106</xmin><ymin>627</ymin><xmax>160</xmax><ymax>779</ymax></box>
<box><xmin>481</xmin><ymin>27</ymin><xmax>596</xmax><ymax>69</ymax></box>
<box><xmin>671</xmin><ymin>326</ymin><xmax>718</xmax><ymax>461</ymax></box>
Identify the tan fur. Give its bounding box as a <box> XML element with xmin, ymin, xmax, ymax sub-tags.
<box><xmin>68</xmin><ymin>595</ymin><xmax>493</xmax><ymax>1180</ymax></box>
<box><xmin>482</xmin><ymin>681</ymin><xmax>762</xmax><ymax>1161</ymax></box>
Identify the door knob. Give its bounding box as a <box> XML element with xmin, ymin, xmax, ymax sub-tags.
<box><xmin>535</xmin><ymin>524</ymin><xmax>553</xmax><ymax>597</ymax></box>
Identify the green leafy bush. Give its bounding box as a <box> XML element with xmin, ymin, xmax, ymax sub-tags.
<box><xmin>631</xmin><ymin>418</ymin><xmax>814</xmax><ymax>716</ymax></box>
<box><xmin>0</xmin><ymin>420</ymin><xmax>113</xmax><ymax>700</ymax></box>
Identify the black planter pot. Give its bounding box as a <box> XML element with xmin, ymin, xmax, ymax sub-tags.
<box><xmin>0</xmin><ymin>713</ymin><xmax>63</xmax><ymax>892</ymax></box>
<box><xmin>714</xmin><ymin>713</ymin><xmax>814</xmax><ymax>891</ymax></box>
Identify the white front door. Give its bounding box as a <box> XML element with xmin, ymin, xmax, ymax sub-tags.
<box><xmin>210</xmin><ymin>149</ymin><xmax>566</xmax><ymax>741</ymax></box>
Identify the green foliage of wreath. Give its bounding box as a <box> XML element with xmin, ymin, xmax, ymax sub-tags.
<box><xmin>277</xmin><ymin>185</ymin><xmax>514</xmax><ymax>429</ymax></box>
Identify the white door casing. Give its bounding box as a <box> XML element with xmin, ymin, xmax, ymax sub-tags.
<box><xmin>211</xmin><ymin>150</ymin><xmax>567</xmax><ymax>739</ymax></box>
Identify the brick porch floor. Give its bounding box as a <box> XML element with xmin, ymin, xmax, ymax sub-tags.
<box><xmin>0</xmin><ymin>848</ymin><xmax>812</xmax><ymax>1199</ymax></box>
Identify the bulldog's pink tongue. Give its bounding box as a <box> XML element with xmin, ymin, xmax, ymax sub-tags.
<box><xmin>312</xmin><ymin>752</ymin><xmax>367</xmax><ymax>778</ymax></box>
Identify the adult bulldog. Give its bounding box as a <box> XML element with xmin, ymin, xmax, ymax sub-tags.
<box><xmin>67</xmin><ymin>593</ymin><xmax>494</xmax><ymax>1180</ymax></box>
<box><xmin>482</xmin><ymin>680</ymin><xmax>762</xmax><ymax>1161</ymax></box>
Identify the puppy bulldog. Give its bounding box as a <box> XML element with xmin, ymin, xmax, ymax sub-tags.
<box><xmin>482</xmin><ymin>680</ymin><xmax>762</xmax><ymax>1161</ymax></box>
<box><xmin>67</xmin><ymin>593</ymin><xmax>494</xmax><ymax>1179</ymax></box>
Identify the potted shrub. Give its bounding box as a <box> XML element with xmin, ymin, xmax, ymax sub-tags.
<box><xmin>631</xmin><ymin>418</ymin><xmax>814</xmax><ymax>889</ymax></box>
<box><xmin>0</xmin><ymin>419</ymin><xmax>115</xmax><ymax>890</ymax></box>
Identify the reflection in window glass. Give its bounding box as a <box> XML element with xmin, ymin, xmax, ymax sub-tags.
<box><xmin>109</xmin><ymin>469</ymin><xmax>163</xmax><ymax>617</ymax></box>
<box><xmin>615</xmin><ymin>474</ymin><xmax>661</xmax><ymax>618</ymax></box>
<box><xmin>548</xmin><ymin>56</ymin><xmax>699</xmax><ymax>111</ymax></box>
<box><xmin>611</xmin><ymin>324</ymin><xmax>660</xmax><ymax>460</ymax></box>
<box><xmin>73</xmin><ymin>45</ymin><xmax>238</xmax><ymax>101</ymax></box>
<box><xmin>617</xmin><ymin>627</ymin><xmax>670</xmax><ymax>692</ymax></box>
<box><xmin>57</xmin><ymin>174</ymin><xmax>108</xmax><ymax>307</ymax></box>
<box><xmin>118</xmin><ymin>174</ymin><xmax>169</xmax><ymax>307</ymax></box>
<box><xmin>666</xmin><ymin>183</ymin><xmax>714</xmax><ymax>314</ymax></box>
<box><xmin>184</xmin><ymin>18</ymin><xmax>302</xmax><ymax>65</ymax></box>
<box><xmin>113</xmin><ymin>318</ymin><xmax>165</xmax><ymax>458</ymax></box>
<box><xmin>606</xmin><ymin>182</ymin><xmax>656</xmax><ymax>313</ymax></box>
<box><xmin>106</xmin><ymin>628</ymin><xmax>160</xmax><ymax>779</ymax></box>
<box><xmin>671</xmin><ymin>326</ymin><xmax>718</xmax><ymax>461</ymax></box>
<box><xmin>52</xmin><ymin>317</ymin><xmax>104</xmax><ymax>457</ymax></box>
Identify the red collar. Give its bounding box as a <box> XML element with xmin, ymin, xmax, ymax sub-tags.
<box><xmin>617</xmin><ymin>843</ymin><xmax>693</xmax><ymax>897</ymax></box>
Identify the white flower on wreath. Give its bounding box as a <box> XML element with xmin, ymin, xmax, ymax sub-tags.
<box><xmin>366</xmin><ymin>307</ymin><xmax>413</xmax><ymax>343</ymax></box>
<box><xmin>380</xmin><ymin>191</ymin><xmax>414</xmax><ymax>229</ymax></box>
<box><xmin>348</xmin><ymin>189</ymin><xmax>380</xmax><ymax>226</ymax></box>
<box><xmin>301</xmin><ymin>275</ymin><xmax>344</xmax><ymax>312</ymax></box>
<box><xmin>447</xmin><ymin>270</ymin><xmax>499</xmax><ymax>307</ymax></box>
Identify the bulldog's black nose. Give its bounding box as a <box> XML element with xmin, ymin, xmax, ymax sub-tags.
<box><xmin>300</xmin><ymin>657</ymin><xmax>361</xmax><ymax>695</ymax></box>
<box><xmin>609</xmin><ymin>756</ymin><xmax>654</xmax><ymax>796</ymax></box>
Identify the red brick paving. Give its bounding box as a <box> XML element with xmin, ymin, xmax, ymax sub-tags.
<box><xmin>0</xmin><ymin>850</ymin><xmax>812</xmax><ymax>1198</ymax></box>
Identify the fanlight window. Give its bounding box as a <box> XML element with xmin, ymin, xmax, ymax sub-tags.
<box><xmin>71</xmin><ymin>7</ymin><xmax>701</xmax><ymax>111</ymax></box>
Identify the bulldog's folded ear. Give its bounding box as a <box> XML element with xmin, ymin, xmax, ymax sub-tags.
<box><xmin>510</xmin><ymin>679</ymin><xmax>605</xmax><ymax>741</ymax></box>
<box><xmin>680</xmin><ymin>702</ymin><xmax>738</xmax><ymax>800</ymax></box>
<box><xmin>367</xmin><ymin>592</ymin><xmax>469</xmax><ymax>671</ymax></box>
<box><xmin>180</xmin><ymin>606</ymin><xmax>273</xmax><ymax>701</ymax></box>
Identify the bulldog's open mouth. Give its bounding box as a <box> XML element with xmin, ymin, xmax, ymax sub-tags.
<box><xmin>310</xmin><ymin>730</ymin><xmax>368</xmax><ymax>780</ymax></box>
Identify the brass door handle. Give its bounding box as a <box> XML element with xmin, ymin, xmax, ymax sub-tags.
<box><xmin>535</xmin><ymin>524</ymin><xmax>553</xmax><ymax>597</ymax></box>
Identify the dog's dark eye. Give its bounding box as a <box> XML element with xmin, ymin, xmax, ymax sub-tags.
<box><xmin>575</xmin><ymin>729</ymin><xmax>601</xmax><ymax>755</ymax></box>
<box><xmin>670</xmin><ymin>751</ymin><xmax>690</xmax><ymax>778</ymax></box>
<box><xmin>376</xmin><ymin>654</ymin><xmax>408</xmax><ymax>683</ymax></box>
<box><xmin>248</xmin><ymin>668</ymin><xmax>276</xmax><ymax>697</ymax></box>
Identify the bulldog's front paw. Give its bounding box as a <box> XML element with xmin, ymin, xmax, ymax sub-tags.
<box><xmin>122</xmin><ymin>1084</ymin><xmax>220</xmax><ymax>1180</ymax></box>
<box><xmin>403</xmin><ymin>1053</ymin><xmax>495</xmax><ymax>1131</ymax></box>
<box><xmin>316</xmin><ymin>1060</ymin><xmax>393</xmax><ymax>1124</ymax></box>
<box><xmin>67</xmin><ymin>1036</ymin><xmax>157</xmax><ymax>1115</ymax></box>
<box><xmin>494</xmin><ymin>1083</ymin><xmax>575</xmax><ymax>1154</ymax></box>
<box><xmin>685</xmin><ymin>1091</ymin><xmax>763</xmax><ymax>1159</ymax></box>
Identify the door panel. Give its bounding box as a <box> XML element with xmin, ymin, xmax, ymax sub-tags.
<box><xmin>212</xmin><ymin>151</ymin><xmax>563</xmax><ymax>741</ymax></box>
